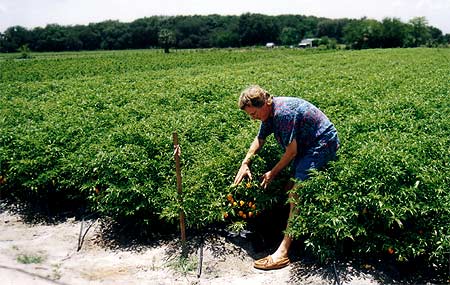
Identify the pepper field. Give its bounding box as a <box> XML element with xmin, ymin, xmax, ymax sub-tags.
<box><xmin>1</xmin><ymin>48</ymin><xmax>449</xmax><ymax>277</ymax></box>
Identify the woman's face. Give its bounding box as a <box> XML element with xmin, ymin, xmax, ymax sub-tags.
<box><xmin>244</xmin><ymin>102</ymin><xmax>271</xmax><ymax>122</ymax></box>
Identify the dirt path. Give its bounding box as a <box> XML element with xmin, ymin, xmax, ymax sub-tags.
<box><xmin>0</xmin><ymin>208</ymin><xmax>386</xmax><ymax>285</ymax></box>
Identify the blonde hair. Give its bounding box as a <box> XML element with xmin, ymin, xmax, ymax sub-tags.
<box><xmin>238</xmin><ymin>85</ymin><xmax>273</xmax><ymax>109</ymax></box>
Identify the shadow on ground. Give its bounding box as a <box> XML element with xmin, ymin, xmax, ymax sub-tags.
<box><xmin>0</xmin><ymin>197</ymin><xmax>88</xmax><ymax>225</ymax></box>
<box><xmin>2</xmin><ymin>198</ymin><xmax>446</xmax><ymax>284</ymax></box>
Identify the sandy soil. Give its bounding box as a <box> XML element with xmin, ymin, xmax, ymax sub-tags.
<box><xmin>0</xmin><ymin>207</ymin><xmax>393</xmax><ymax>285</ymax></box>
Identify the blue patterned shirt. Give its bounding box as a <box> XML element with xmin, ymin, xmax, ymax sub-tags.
<box><xmin>257</xmin><ymin>97</ymin><xmax>334</xmax><ymax>156</ymax></box>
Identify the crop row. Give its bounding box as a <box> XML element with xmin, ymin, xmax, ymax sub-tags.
<box><xmin>1</xmin><ymin>48</ymin><xmax>449</xmax><ymax>278</ymax></box>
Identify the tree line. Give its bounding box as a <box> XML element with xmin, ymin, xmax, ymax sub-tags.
<box><xmin>1</xmin><ymin>13</ymin><xmax>449</xmax><ymax>52</ymax></box>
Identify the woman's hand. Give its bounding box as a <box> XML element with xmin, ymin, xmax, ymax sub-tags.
<box><xmin>260</xmin><ymin>139</ymin><xmax>297</xmax><ymax>189</ymax></box>
<box><xmin>261</xmin><ymin>170</ymin><xmax>275</xmax><ymax>189</ymax></box>
<box><xmin>233</xmin><ymin>137</ymin><xmax>264</xmax><ymax>186</ymax></box>
<box><xmin>233</xmin><ymin>163</ymin><xmax>253</xmax><ymax>186</ymax></box>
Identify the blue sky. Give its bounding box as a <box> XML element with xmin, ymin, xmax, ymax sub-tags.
<box><xmin>1</xmin><ymin>0</ymin><xmax>449</xmax><ymax>33</ymax></box>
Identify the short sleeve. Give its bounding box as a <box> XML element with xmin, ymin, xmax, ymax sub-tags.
<box><xmin>257</xmin><ymin>120</ymin><xmax>273</xmax><ymax>140</ymax></box>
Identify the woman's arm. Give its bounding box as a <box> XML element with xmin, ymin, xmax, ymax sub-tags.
<box><xmin>233</xmin><ymin>136</ymin><xmax>265</xmax><ymax>185</ymax></box>
<box><xmin>261</xmin><ymin>139</ymin><xmax>297</xmax><ymax>188</ymax></box>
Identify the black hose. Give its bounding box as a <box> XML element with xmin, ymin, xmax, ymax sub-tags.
<box><xmin>197</xmin><ymin>234</ymin><xmax>204</xmax><ymax>278</ymax></box>
<box><xmin>77</xmin><ymin>213</ymin><xmax>97</xmax><ymax>251</ymax></box>
<box><xmin>333</xmin><ymin>260</ymin><xmax>341</xmax><ymax>285</ymax></box>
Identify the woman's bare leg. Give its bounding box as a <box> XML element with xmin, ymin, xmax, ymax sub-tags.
<box><xmin>271</xmin><ymin>180</ymin><xmax>298</xmax><ymax>261</ymax></box>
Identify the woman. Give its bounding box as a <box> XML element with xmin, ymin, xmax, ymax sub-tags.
<box><xmin>233</xmin><ymin>85</ymin><xmax>340</xmax><ymax>270</ymax></box>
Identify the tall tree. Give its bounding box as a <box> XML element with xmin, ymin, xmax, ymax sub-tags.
<box><xmin>173</xmin><ymin>16</ymin><xmax>205</xmax><ymax>48</ymax></box>
<box><xmin>279</xmin><ymin>27</ymin><xmax>298</xmax><ymax>45</ymax></box>
<box><xmin>158</xmin><ymin>29</ymin><xmax>175</xmax><ymax>53</ymax></box>
<box><xmin>77</xmin><ymin>24</ymin><xmax>101</xmax><ymax>50</ymax></box>
<box><xmin>317</xmin><ymin>19</ymin><xmax>349</xmax><ymax>42</ymax></box>
<box><xmin>0</xmin><ymin>14</ymin><xmax>447</xmax><ymax>52</ymax></box>
<box><xmin>444</xmin><ymin>34</ymin><xmax>450</xmax><ymax>44</ymax></box>
<box><xmin>380</xmin><ymin>17</ymin><xmax>407</xmax><ymax>48</ymax></box>
<box><xmin>427</xmin><ymin>26</ymin><xmax>443</xmax><ymax>46</ymax></box>
<box><xmin>343</xmin><ymin>18</ymin><xmax>383</xmax><ymax>49</ymax></box>
<box><xmin>94</xmin><ymin>20</ymin><xmax>132</xmax><ymax>50</ymax></box>
<box><xmin>407</xmin><ymin>17</ymin><xmax>431</xmax><ymax>47</ymax></box>
<box><xmin>0</xmin><ymin>26</ymin><xmax>31</xmax><ymax>52</ymax></box>
<box><xmin>238</xmin><ymin>13</ymin><xmax>279</xmax><ymax>46</ymax></box>
<box><xmin>35</xmin><ymin>24</ymin><xmax>67</xmax><ymax>51</ymax></box>
<box><xmin>129</xmin><ymin>17</ymin><xmax>160</xmax><ymax>49</ymax></box>
<box><xmin>209</xmin><ymin>16</ymin><xmax>240</xmax><ymax>48</ymax></box>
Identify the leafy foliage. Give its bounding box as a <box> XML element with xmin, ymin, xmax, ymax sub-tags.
<box><xmin>222</xmin><ymin>153</ymin><xmax>288</xmax><ymax>232</ymax></box>
<box><xmin>158</xmin><ymin>29</ymin><xmax>175</xmax><ymax>53</ymax></box>
<box><xmin>17</xmin><ymin>44</ymin><xmax>32</xmax><ymax>59</ymax></box>
<box><xmin>1</xmin><ymin>15</ymin><xmax>448</xmax><ymax>52</ymax></box>
<box><xmin>0</xmin><ymin>48</ymin><xmax>449</xmax><ymax>278</ymax></box>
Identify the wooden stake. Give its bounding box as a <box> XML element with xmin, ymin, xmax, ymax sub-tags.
<box><xmin>173</xmin><ymin>132</ymin><xmax>187</xmax><ymax>256</ymax></box>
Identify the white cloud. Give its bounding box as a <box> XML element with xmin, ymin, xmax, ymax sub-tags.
<box><xmin>0</xmin><ymin>3</ymin><xmax>7</xmax><ymax>14</ymax></box>
<box><xmin>416</xmin><ymin>0</ymin><xmax>450</xmax><ymax>10</ymax></box>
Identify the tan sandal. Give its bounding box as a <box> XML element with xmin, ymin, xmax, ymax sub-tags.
<box><xmin>254</xmin><ymin>255</ymin><xmax>290</xmax><ymax>270</ymax></box>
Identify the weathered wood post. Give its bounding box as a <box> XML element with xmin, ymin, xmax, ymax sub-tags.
<box><xmin>173</xmin><ymin>132</ymin><xmax>187</xmax><ymax>256</ymax></box>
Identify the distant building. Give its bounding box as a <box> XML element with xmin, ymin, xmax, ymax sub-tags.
<box><xmin>266</xmin><ymin>42</ymin><xmax>275</xmax><ymax>48</ymax></box>
<box><xmin>298</xmin><ymin>38</ymin><xmax>317</xmax><ymax>48</ymax></box>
